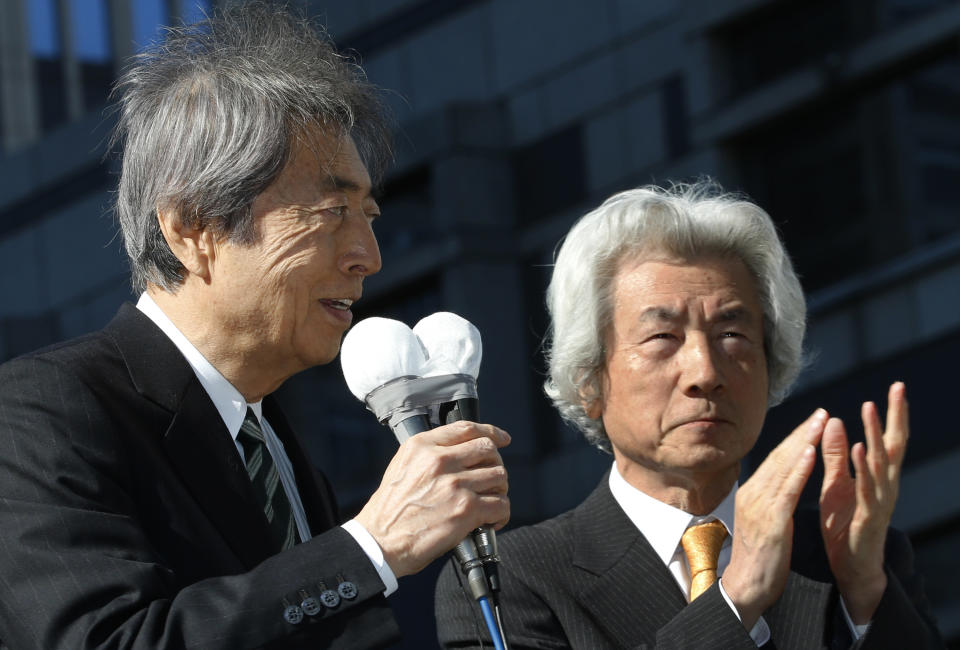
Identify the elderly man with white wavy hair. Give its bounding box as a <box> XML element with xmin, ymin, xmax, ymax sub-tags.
<box><xmin>436</xmin><ymin>180</ymin><xmax>942</xmax><ymax>649</ymax></box>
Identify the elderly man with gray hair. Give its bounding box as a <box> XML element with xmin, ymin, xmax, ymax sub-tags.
<box><xmin>0</xmin><ymin>4</ymin><xmax>509</xmax><ymax>649</ymax></box>
<box><xmin>436</xmin><ymin>181</ymin><xmax>941</xmax><ymax>648</ymax></box>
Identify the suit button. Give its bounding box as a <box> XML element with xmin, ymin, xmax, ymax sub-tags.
<box><xmin>320</xmin><ymin>589</ymin><xmax>340</xmax><ymax>608</ymax></box>
<box><xmin>283</xmin><ymin>605</ymin><xmax>304</xmax><ymax>624</ymax></box>
<box><xmin>301</xmin><ymin>596</ymin><xmax>321</xmax><ymax>616</ymax></box>
<box><xmin>338</xmin><ymin>581</ymin><xmax>358</xmax><ymax>600</ymax></box>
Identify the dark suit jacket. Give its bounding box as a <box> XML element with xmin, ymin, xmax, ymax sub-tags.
<box><xmin>0</xmin><ymin>303</ymin><xmax>400</xmax><ymax>649</ymax></box>
<box><xmin>435</xmin><ymin>473</ymin><xmax>942</xmax><ymax>649</ymax></box>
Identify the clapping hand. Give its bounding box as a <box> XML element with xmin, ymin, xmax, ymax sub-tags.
<box><xmin>819</xmin><ymin>382</ymin><xmax>909</xmax><ymax>624</ymax></box>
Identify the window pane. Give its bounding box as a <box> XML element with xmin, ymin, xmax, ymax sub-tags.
<box><xmin>132</xmin><ymin>0</ymin><xmax>170</xmax><ymax>50</ymax></box>
<box><xmin>179</xmin><ymin>0</ymin><xmax>212</xmax><ymax>25</ymax></box>
<box><xmin>69</xmin><ymin>0</ymin><xmax>112</xmax><ymax>63</ymax></box>
<box><xmin>28</xmin><ymin>0</ymin><xmax>60</xmax><ymax>58</ymax></box>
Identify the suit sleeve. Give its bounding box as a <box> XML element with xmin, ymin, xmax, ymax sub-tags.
<box><xmin>854</xmin><ymin>528</ymin><xmax>945</xmax><ymax>649</ymax></box>
<box><xmin>0</xmin><ymin>355</ymin><xmax>399</xmax><ymax>650</ymax></box>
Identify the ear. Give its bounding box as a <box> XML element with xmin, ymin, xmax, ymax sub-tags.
<box><xmin>156</xmin><ymin>208</ymin><xmax>214</xmax><ymax>281</ymax></box>
<box><xmin>584</xmin><ymin>397</ymin><xmax>603</xmax><ymax>420</ymax></box>
<box><xmin>581</xmin><ymin>368</ymin><xmax>606</xmax><ymax>420</ymax></box>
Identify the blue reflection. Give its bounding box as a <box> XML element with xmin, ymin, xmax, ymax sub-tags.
<box><xmin>132</xmin><ymin>0</ymin><xmax>169</xmax><ymax>50</ymax></box>
<box><xmin>180</xmin><ymin>0</ymin><xmax>213</xmax><ymax>25</ymax></box>
<box><xmin>70</xmin><ymin>0</ymin><xmax>111</xmax><ymax>63</ymax></box>
<box><xmin>28</xmin><ymin>0</ymin><xmax>60</xmax><ymax>58</ymax></box>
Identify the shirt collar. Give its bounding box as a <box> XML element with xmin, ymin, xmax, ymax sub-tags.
<box><xmin>608</xmin><ymin>461</ymin><xmax>737</xmax><ymax>565</ymax></box>
<box><xmin>136</xmin><ymin>292</ymin><xmax>262</xmax><ymax>440</ymax></box>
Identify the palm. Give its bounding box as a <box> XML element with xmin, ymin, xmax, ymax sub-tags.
<box><xmin>819</xmin><ymin>467</ymin><xmax>857</xmax><ymax>571</ymax></box>
<box><xmin>816</xmin><ymin>383</ymin><xmax>909</xmax><ymax>624</ymax></box>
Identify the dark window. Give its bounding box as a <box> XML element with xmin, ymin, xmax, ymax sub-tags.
<box><xmin>69</xmin><ymin>0</ymin><xmax>114</xmax><ymax>111</ymax></box>
<box><xmin>521</xmin><ymin>246</ymin><xmax>583</xmax><ymax>455</ymax></box>
<box><xmin>734</xmin><ymin>51</ymin><xmax>960</xmax><ymax>292</ymax></box>
<box><xmin>514</xmin><ymin>125</ymin><xmax>587</xmax><ymax>226</ymax></box>
<box><xmin>29</xmin><ymin>0</ymin><xmax>68</xmax><ymax>131</ymax></box>
<box><xmin>661</xmin><ymin>75</ymin><xmax>689</xmax><ymax>159</ymax></box>
<box><xmin>908</xmin><ymin>56</ymin><xmax>960</xmax><ymax>241</ymax></box>
<box><xmin>336</xmin><ymin>0</ymin><xmax>488</xmax><ymax>58</ymax></box>
<box><xmin>375</xmin><ymin>166</ymin><xmax>433</xmax><ymax>255</ymax></box>
<box><xmin>712</xmin><ymin>0</ymin><xmax>956</xmax><ymax>103</ymax></box>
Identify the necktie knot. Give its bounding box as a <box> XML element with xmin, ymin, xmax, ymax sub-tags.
<box><xmin>681</xmin><ymin>519</ymin><xmax>728</xmax><ymax>601</ymax></box>
<box><xmin>239</xmin><ymin>411</ymin><xmax>266</xmax><ymax>445</ymax></box>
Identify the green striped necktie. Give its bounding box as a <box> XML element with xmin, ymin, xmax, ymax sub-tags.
<box><xmin>238</xmin><ymin>408</ymin><xmax>297</xmax><ymax>552</ymax></box>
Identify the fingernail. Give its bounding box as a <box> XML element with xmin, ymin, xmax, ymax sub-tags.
<box><xmin>811</xmin><ymin>408</ymin><xmax>827</xmax><ymax>428</ymax></box>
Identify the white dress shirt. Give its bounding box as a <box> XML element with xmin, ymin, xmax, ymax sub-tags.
<box><xmin>608</xmin><ymin>462</ymin><xmax>868</xmax><ymax>646</ymax></box>
<box><xmin>136</xmin><ymin>293</ymin><xmax>398</xmax><ymax>596</ymax></box>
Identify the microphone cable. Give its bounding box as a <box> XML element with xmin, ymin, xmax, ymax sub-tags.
<box><xmin>449</xmin><ymin>555</ymin><xmax>510</xmax><ymax>650</ymax></box>
<box><xmin>478</xmin><ymin>596</ymin><xmax>507</xmax><ymax>650</ymax></box>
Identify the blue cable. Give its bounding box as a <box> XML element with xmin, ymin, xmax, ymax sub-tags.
<box><xmin>477</xmin><ymin>596</ymin><xmax>506</xmax><ymax>650</ymax></box>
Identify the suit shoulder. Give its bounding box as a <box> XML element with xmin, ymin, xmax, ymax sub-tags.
<box><xmin>496</xmin><ymin>507</ymin><xmax>579</xmax><ymax>565</ymax></box>
<box><xmin>0</xmin><ymin>328</ymin><xmax>125</xmax><ymax>392</ymax></box>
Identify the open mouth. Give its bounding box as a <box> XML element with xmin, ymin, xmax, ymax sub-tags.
<box><xmin>320</xmin><ymin>298</ymin><xmax>354</xmax><ymax>310</ymax></box>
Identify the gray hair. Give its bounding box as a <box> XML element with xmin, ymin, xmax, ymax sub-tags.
<box><xmin>111</xmin><ymin>1</ymin><xmax>393</xmax><ymax>293</ymax></box>
<box><xmin>544</xmin><ymin>181</ymin><xmax>807</xmax><ymax>452</ymax></box>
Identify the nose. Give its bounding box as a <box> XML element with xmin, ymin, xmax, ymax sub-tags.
<box><xmin>340</xmin><ymin>214</ymin><xmax>382</xmax><ymax>277</ymax></box>
<box><xmin>679</xmin><ymin>334</ymin><xmax>724</xmax><ymax>397</ymax></box>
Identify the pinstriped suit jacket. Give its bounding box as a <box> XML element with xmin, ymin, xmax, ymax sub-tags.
<box><xmin>0</xmin><ymin>304</ymin><xmax>399</xmax><ymax>649</ymax></box>
<box><xmin>435</xmin><ymin>473</ymin><xmax>943</xmax><ymax>649</ymax></box>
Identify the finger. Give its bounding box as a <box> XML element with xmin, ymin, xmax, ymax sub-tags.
<box><xmin>798</xmin><ymin>408</ymin><xmax>829</xmax><ymax>446</ymax></box>
<box><xmin>423</xmin><ymin>434</ymin><xmax>505</xmax><ymax>475</ymax></box>
<box><xmin>781</xmin><ymin>444</ymin><xmax>818</xmax><ymax>507</ymax></box>
<box><xmin>820</xmin><ymin>417</ymin><xmax>851</xmax><ymax>488</ymax></box>
<box><xmin>765</xmin><ymin>408</ymin><xmax>828</xmax><ymax>466</ymax></box>
<box><xmin>861</xmin><ymin>402</ymin><xmax>889</xmax><ymax>485</ymax></box>
<box><xmin>884</xmin><ymin>382</ymin><xmax>909</xmax><ymax>471</ymax></box>
<box><xmin>466</xmin><ymin>493</ymin><xmax>511</xmax><ymax>531</ymax></box>
<box><xmin>423</xmin><ymin>420</ymin><xmax>511</xmax><ymax>448</ymax></box>
<box><xmin>752</xmin><ymin>409</ymin><xmax>826</xmax><ymax>483</ymax></box>
<box><xmin>459</xmin><ymin>437</ymin><xmax>506</xmax><ymax>471</ymax></box>
<box><xmin>454</xmin><ymin>463</ymin><xmax>509</xmax><ymax>496</ymax></box>
<box><xmin>851</xmin><ymin>441</ymin><xmax>879</xmax><ymax>513</ymax></box>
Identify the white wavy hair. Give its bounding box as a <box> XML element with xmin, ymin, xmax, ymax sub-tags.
<box><xmin>544</xmin><ymin>181</ymin><xmax>807</xmax><ymax>452</ymax></box>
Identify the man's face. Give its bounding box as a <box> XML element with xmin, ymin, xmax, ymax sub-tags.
<box><xmin>590</xmin><ymin>255</ymin><xmax>769</xmax><ymax>490</ymax></box>
<box><xmin>209</xmin><ymin>133</ymin><xmax>381</xmax><ymax>384</ymax></box>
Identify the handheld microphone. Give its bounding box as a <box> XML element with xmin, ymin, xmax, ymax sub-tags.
<box><xmin>339</xmin><ymin>316</ymin><xmax>432</xmax><ymax>440</ymax></box>
<box><xmin>341</xmin><ymin>313</ymin><xmax>509</xmax><ymax>649</ymax></box>
<box><xmin>413</xmin><ymin>313</ymin><xmax>500</xmax><ymax>594</ymax></box>
<box><xmin>340</xmin><ymin>314</ymin><xmax>500</xmax><ymax>598</ymax></box>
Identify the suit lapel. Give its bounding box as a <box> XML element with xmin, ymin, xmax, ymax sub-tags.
<box><xmin>571</xmin><ymin>478</ymin><xmax>688</xmax><ymax>649</ymax></box>
<box><xmin>105</xmin><ymin>303</ymin><xmax>276</xmax><ymax>567</ymax></box>
<box><xmin>264</xmin><ymin>398</ymin><xmax>338</xmax><ymax>535</ymax></box>
<box><xmin>162</xmin><ymin>380</ymin><xmax>277</xmax><ymax>566</ymax></box>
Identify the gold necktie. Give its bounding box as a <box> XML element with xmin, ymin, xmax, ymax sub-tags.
<box><xmin>681</xmin><ymin>520</ymin><xmax>728</xmax><ymax>601</ymax></box>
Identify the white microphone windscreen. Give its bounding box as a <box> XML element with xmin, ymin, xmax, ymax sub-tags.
<box><xmin>413</xmin><ymin>312</ymin><xmax>482</xmax><ymax>379</ymax></box>
<box><xmin>340</xmin><ymin>317</ymin><xmax>428</xmax><ymax>400</ymax></box>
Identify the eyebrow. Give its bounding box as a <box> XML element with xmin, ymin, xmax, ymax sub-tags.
<box><xmin>637</xmin><ymin>305</ymin><xmax>755</xmax><ymax>324</ymax></box>
<box><xmin>638</xmin><ymin>307</ymin><xmax>682</xmax><ymax>323</ymax></box>
<box><xmin>321</xmin><ymin>175</ymin><xmax>374</xmax><ymax>199</ymax></box>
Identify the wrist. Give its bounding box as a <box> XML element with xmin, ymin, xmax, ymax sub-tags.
<box><xmin>838</xmin><ymin>571</ymin><xmax>887</xmax><ymax>625</ymax></box>
<box><xmin>720</xmin><ymin>573</ymin><xmax>765</xmax><ymax>631</ymax></box>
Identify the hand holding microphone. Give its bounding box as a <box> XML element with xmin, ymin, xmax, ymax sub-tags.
<box><xmin>340</xmin><ymin>314</ymin><xmax>510</xmax><ymax>580</ymax></box>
